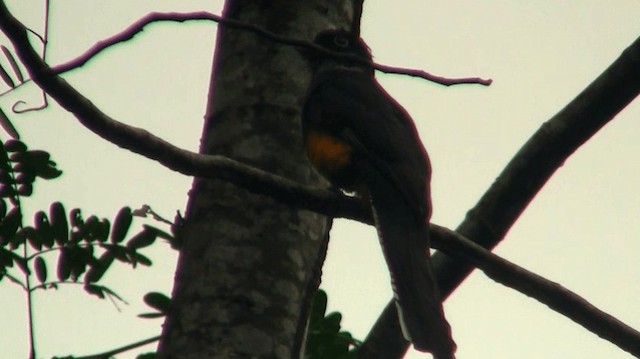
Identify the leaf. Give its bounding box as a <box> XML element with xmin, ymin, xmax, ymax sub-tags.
<box><xmin>136</xmin><ymin>353</ymin><xmax>157</xmax><ymax>359</ymax></box>
<box><xmin>16</xmin><ymin>183</ymin><xmax>32</xmax><ymax>196</ymax></box>
<box><xmin>84</xmin><ymin>251</ymin><xmax>114</xmax><ymax>283</ymax></box>
<box><xmin>0</xmin><ymin>206</ymin><xmax>21</xmax><ymax>240</ymax></box>
<box><xmin>144</xmin><ymin>225</ymin><xmax>173</xmax><ymax>241</ymax></box>
<box><xmin>126</xmin><ymin>228</ymin><xmax>157</xmax><ymax>250</ymax></box>
<box><xmin>84</xmin><ymin>283</ymin><xmax>105</xmax><ymax>299</ymax></box>
<box><xmin>68</xmin><ymin>246</ymin><xmax>94</xmax><ymax>280</ymax></box>
<box><xmin>130</xmin><ymin>252</ymin><xmax>152</xmax><ymax>267</ymax></box>
<box><xmin>111</xmin><ymin>207</ymin><xmax>132</xmax><ymax>244</ymax></box>
<box><xmin>309</xmin><ymin>289</ymin><xmax>328</xmax><ymax>328</ymax></box>
<box><xmin>11</xmin><ymin>149</ymin><xmax>62</xmax><ymax>181</ymax></box>
<box><xmin>69</xmin><ymin>208</ymin><xmax>83</xmax><ymax>228</ymax></box>
<box><xmin>321</xmin><ymin>312</ymin><xmax>342</xmax><ymax>333</ymax></box>
<box><xmin>34</xmin><ymin>211</ymin><xmax>54</xmax><ymax>248</ymax></box>
<box><xmin>0</xmin><ymin>63</ymin><xmax>14</xmax><ymax>88</ymax></box>
<box><xmin>0</xmin><ymin>108</ymin><xmax>19</xmax><ymax>140</ymax></box>
<box><xmin>25</xmin><ymin>226</ymin><xmax>42</xmax><ymax>251</ymax></box>
<box><xmin>0</xmin><ymin>247</ymin><xmax>12</xmax><ymax>268</ymax></box>
<box><xmin>3</xmin><ymin>139</ymin><xmax>26</xmax><ymax>152</ymax></box>
<box><xmin>1</xmin><ymin>45</ymin><xmax>24</xmax><ymax>83</ymax></box>
<box><xmin>143</xmin><ymin>292</ymin><xmax>171</xmax><ymax>314</ymax></box>
<box><xmin>84</xmin><ymin>215</ymin><xmax>100</xmax><ymax>242</ymax></box>
<box><xmin>10</xmin><ymin>252</ymin><xmax>28</xmax><ymax>275</ymax></box>
<box><xmin>138</xmin><ymin>312</ymin><xmax>165</xmax><ymax>319</ymax></box>
<box><xmin>104</xmin><ymin>244</ymin><xmax>130</xmax><ymax>263</ymax></box>
<box><xmin>34</xmin><ymin>256</ymin><xmax>47</xmax><ymax>283</ymax></box>
<box><xmin>56</xmin><ymin>247</ymin><xmax>71</xmax><ymax>281</ymax></box>
<box><xmin>49</xmin><ymin>202</ymin><xmax>68</xmax><ymax>245</ymax></box>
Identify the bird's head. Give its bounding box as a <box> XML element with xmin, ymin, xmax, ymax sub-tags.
<box><xmin>301</xmin><ymin>29</ymin><xmax>373</xmax><ymax>73</ymax></box>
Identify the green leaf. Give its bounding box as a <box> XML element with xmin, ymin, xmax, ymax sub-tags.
<box><xmin>309</xmin><ymin>289</ymin><xmax>328</xmax><ymax>328</ymax></box>
<box><xmin>34</xmin><ymin>211</ymin><xmax>54</xmax><ymax>248</ymax></box>
<box><xmin>111</xmin><ymin>207</ymin><xmax>132</xmax><ymax>244</ymax></box>
<box><xmin>322</xmin><ymin>312</ymin><xmax>342</xmax><ymax>333</ymax></box>
<box><xmin>143</xmin><ymin>292</ymin><xmax>171</xmax><ymax>314</ymax></box>
<box><xmin>34</xmin><ymin>256</ymin><xmax>47</xmax><ymax>283</ymax></box>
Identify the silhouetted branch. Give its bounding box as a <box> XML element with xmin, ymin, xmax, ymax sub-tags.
<box><xmin>49</xmin><ymin>11</ymin><xmax>490</xmax><ymax>86</ymax></box>
<box><xmin>430</xmin><ymin>225</ymin><xmax>640</xmax><ymax>357</ymax></box>
<box><xmin>361</xmin><ymin>33</ymin><xmax>640</xmax><ymax>358</ymax></box>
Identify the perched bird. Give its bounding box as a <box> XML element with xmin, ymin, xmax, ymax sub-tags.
<box><xmin>301</xmin><ymin>29</ymin><xmax>456</xmax><ymax>358</ymax></box>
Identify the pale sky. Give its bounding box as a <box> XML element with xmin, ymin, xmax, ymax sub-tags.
<box><xmin>1</xmin><ymin>1</ymin><xmax>639</xmax><ymax>358</ymax></box>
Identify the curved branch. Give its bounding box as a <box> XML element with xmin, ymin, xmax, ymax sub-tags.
<box><xmin>360</xmin><ymin>33</ymin><xmax>640</xmax><ymax>358</ymax></box>
<box><xmin>50</xmin><ymin>11</ymin><xmax>490</xmax><ymax>86</ymax></box>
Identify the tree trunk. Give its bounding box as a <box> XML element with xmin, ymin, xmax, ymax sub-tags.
<box><xmin>157</xmin><ymin>2</ymin><xmax>353</xmax><ymax>358</ymax></box>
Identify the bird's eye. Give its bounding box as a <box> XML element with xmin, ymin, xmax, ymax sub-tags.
<box><xmin>333</xmin><ymin>35</ymin><xmax>349</xmax><ymax>48</ymax></box>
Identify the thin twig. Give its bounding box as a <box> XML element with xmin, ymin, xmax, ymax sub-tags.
<box><xmin>49</xmin><ymin>11</ymin><xmax>491</xmax><ymax>86</ymax></box>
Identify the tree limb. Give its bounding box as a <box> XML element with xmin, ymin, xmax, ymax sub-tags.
<box><xmin>361</xmin><ymin>33</ymin><xmax>640</xmax><ymax>358</ymax></box>
<box><xmin>49</xmin><ymin>11</ymin><xmax>491</xmax><ymax>86</ymax></box>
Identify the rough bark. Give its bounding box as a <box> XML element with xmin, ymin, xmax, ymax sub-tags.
<box><xmin>157</xmin><ymin>2</ymin><xmax>353</xmax><ymax>358</ymax></box>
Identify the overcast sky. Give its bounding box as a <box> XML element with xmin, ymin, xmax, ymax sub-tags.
<box><xmin>1</xmin><ymin>1</ymin><xmax>639</xmax><ymax>358</ymax></box>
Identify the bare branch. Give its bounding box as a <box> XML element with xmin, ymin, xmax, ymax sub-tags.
<box><xmin>431</xmin><ymin>225</ymin><xmax>640</xmax><ymax>356</ymax></box>
<box><xmin>49</xmin><ymin>11</ymin><xmax>490</xmax><ymax>86</ymax></box>
<box><xmin>376</xmin><ymin>63</ymin><xmax>492</xmax><ymax>86</ymax></box>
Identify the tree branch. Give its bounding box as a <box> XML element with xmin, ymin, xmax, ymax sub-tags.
<box><xmin>361</xmin><ymin>33</ymin><xmax>640</xmax><ymax>358</ymax></box>
<box><xmin>49</xmin><ymin>11</ymin><xmax>490</xmax><ymax>86</ymax></box>
<box><xmin>430</xmin><ymin>225</ymin><xmax>640</xmax><ymax>357</ymax></box>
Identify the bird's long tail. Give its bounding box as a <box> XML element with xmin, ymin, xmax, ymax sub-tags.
<box><xmin>367</xmin><ymin>175</ymin><xmax>456</xmax><ymax>358</ymax></box>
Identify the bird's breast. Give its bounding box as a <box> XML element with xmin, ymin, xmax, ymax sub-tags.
<box><xmin>305</xmin><ymin>131</ymin><xmax>353</xmax><ymax>176</ymax></box>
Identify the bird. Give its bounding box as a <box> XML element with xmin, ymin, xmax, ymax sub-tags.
<box><xmin>300</xmin><ymin>29</ymin><xmax>456</xmax><ymax>358</ymax></box>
